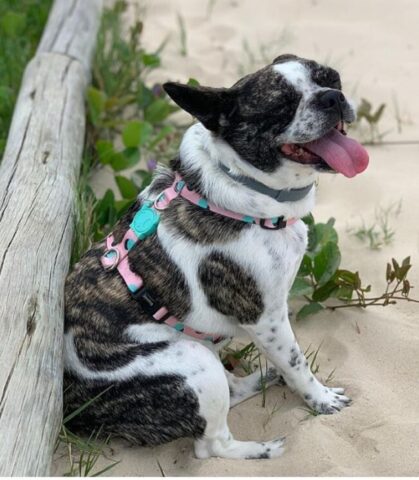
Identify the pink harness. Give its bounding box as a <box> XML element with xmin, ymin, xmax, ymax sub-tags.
<box><xmin>101</xmin><ymin>174</ymin><xmax>297</xmax><ymax>344</ymax></box>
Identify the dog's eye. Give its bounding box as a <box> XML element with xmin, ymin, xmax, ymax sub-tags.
<box><xmin>331</xmin><ymin>82</ymin><xmax>341</xmax><ymax>90</ymax></box>
<box><xmin>312</xmin><ymin>67</ymin><xmax>341</xmax><ymax>90</ymax></box>
<box><xmin>329</xmin><ymin>75</ymin><xmax>342</xmax><ymax>90</ymax></box>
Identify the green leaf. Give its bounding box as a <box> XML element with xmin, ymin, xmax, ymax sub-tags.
<box><xmin>187</xmin><ymin>77</ymin><xmax>200</xmax><ymax>87</ymax></box>
<box><xmin>298</xmin><ymin>255</ymin><xmax>312</xmax><ymax>276</ymax></box>
<box><xmin>94</xmin><ymin>189</ymin><xmax>117</xmax><ymax>227</ymax></box>
<box><xmin>115</xmin><ymin>199</ymin><xmax>134</xmax><ymax>218</ymax></box>
<box><xmin>290</xmin><ymin>277</ymin><xmax>314</xmax><ymax>298</ymax></box>
<box><xmin>141</xmin><ymin>53</ymin><xmax>160</xmax><ymax>68</ymax></box>
<box><xmin>144</xmin><ymin>99</ymin><xmax>172</xmax><ymax>123</ymax></box>
<box><xmin>308</xmin><ymin>220</ymin><xmax>338</xmax><ymax>253</ymax></box>
<box><xmin>296</xmin><ymin>302</ymin><xmax>324</xmax><ymax>321</ymax></box>
<box><xmin>312</xmin><ymin>279</ymin><xmax>339</xmax><ymax>302</ymax></box>
<box><xmin>335</xmin><ymin>286</ymin><xmax>354</xmax><ymax>301</ymax></box>
<box><xmin>96</xmin><ymin>140</ymin><xmax>114</xmax><ymax>165</ymax></box>
<box><xmin>0</xmin><ymin>12</ymin><xmax>26</xmax><ymax>37</ymax></box>
<box><xmin>391</xmin><ymin>258</ymin><xmax>400</xmax><ymax>273</ymax></box>
<box><xmin>122</xmin><ymin>120</ymin><xmax>153</xmax><ymax>148</ymax></box>
<box><xmin>397</xmin><ymin>264</ymin><xmax>411</xmax><ymax>281</ymax></box>
<box><xmin>115</xmin><ymin>175</ymin><xmax>138</xmax><ymax>199</ymax></box>
<box><xmin>63</xmin><ymin>385</ymin><xmax>113</xmax><ymax>424</ymax></box>
<box><xmin>148</xmin><ymin>125</ymin><xmax>174</xmax><ymax>150</ymax></box>
<box><xmin>110</xmin><ymin>148</ymin><xmax>140</xmax><ymax>171</ymax></box>
<box><xmin>137</xmin><ymin>83</ymin><xmax>154</xmax><ymax>109</ymax></box>
<box><xmin>336</xmin><ymin>269</ymin><xmax>360</xmax><ymax>288</ymax></box>
<box><xmin>132</xmin><ymin>169</ymin><xmax>153</xmax><ymax>190</ymax></box>
<box><xmin>301</xmin><ymin>213</ymin><xmax>314</xmax><ymax>227</ymax></box>
<box><xmin>402</xmin><ymin>256</ymin><xmax>411</xmax><ymax>268</ymax></box>
<box><xmin>370</xmin><ymin>103</ymin><xmax>386</xmax><ymax>123</ymax></box>
<box><xmin>313</xmin><ymin>242</ymin><xmax>341</xmax><ymax>285</ymax></box>
<box><xmin>87</xmin><ymin>87</ymin><xmax>107</xmax><ymax>125</ymax></box>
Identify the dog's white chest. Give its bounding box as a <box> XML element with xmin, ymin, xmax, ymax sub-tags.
<box><xmin>239</xmin><ymin>220</ymin><xmax>308</xmax><ymax>299</ymax></box>
<box><xmin>157</xmin><ymin>219</ymin><xmax>308</xmax><ymax>337</ymax></box>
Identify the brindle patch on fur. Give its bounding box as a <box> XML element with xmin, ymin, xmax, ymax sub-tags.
<box><xmin>65</xmin><ymin>199</ymin><xmax>191</xmax><ymax>373</ymax></box>
<box><xmin>162</xmin><ymin>197</ymin><xmax>249</xmax><ymax>244</ymax></box>
<box><xmin>148</xmin><ymin>162</ymin><xmax>249</xmax><ymax>244</ymax></box>
<box><xmin>170</xmin><ymin>156</ymin><xmax>205</xmax><ymax>195</ymax></box>
<box><xmin>198</xmin><ymin>251</ymin><xmax>263</xmax><ymax>323</ymax></box>
<box><xmin>220</xmin><ymin>65</ymin><xmax>302</xmax><ymax>173</ymax></box>
<box><xmin>128</xmin><ymin>233</ymin><xmax>191</xmax><ymax>318</ymax></box>
<box><xmin>64</xmin><ymin>372</ymin><xmax>206</xmax><ymax>446</ymax></box>
<box><xmin>148</xmin><ymin>166</ymin><xmax>175</xmax><ymax>195</ymax></box>
<box><xmin>273</xmin><ymin>54</ymin><xmax>342</xmax><ymax>90</ymax></box>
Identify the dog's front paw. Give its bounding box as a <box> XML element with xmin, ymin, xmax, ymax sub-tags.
<box><xmin>304</xmin><ymin>386</ymin><xmax>351</xmax><ymax>415</ymax></box>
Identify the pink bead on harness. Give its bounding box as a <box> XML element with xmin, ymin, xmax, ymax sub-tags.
<box><xmin>101</xmin><ymin>173</ymin><xmax>297</xmax><ymax>344</ymax></box>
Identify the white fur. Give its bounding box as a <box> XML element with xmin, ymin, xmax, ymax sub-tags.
<box><xmin>273</xmin><ymin>61</ymin><xmax>312</xmax><ymax>93</ymax></box>
<box><xmin>179</xmin><ymin>123</ymin><xmax>318</xmax><ymax>218</ymax></box>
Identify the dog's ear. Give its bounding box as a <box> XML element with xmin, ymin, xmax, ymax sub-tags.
<box><xmin>163</xmin><ymin>82</ymin><xmax>236</xmax><ymax>131</ymax></box>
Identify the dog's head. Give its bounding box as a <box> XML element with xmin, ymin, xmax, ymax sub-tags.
<box><xmin>164</xmin><ymin>54</ymin><xmax>368</xmax><ymax>181</ymax></box>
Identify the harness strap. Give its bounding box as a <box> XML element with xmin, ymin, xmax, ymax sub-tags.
<box><xmin>101</xmin><ymin>233</ymin><xmax>225</xmax><ymax>345</ymax></box>
<box><xmin>101</xmin><ymin>172</ymin><xmax>300</xmax><ymax>344</ymax></box>
<box><xmin>154</xmin><ymin>173</ymin><xmax>297</xmax><ymax>229</ymax></box>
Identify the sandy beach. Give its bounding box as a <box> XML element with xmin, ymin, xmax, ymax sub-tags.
<box><xmin>53</xmin><ymin>0</ymin><xmax>419</xmax><ymax>475</ymax></box>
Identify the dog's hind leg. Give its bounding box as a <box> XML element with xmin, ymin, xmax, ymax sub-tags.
<box><xmin>194</xmin><ymin>421</ymin><xmax>285</xmax><ymax>460</ymax></box>
<box><xmin>65</xmin><ymin>335</ymin><xmax>284</xmax><ymax>459</ymax></box>
<box><xmin>186</xmin><ymin>345</ymin><xmax>285</xmax><ymax>459</ymax></box>
<box><xmin>225</xmin><ymin>367</ymin><xmax>285</xmax><ymax>407</ymax></box>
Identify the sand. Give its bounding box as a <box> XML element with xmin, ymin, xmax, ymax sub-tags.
<box><xmin>53</xmin><ymin>0</ymin><xmax>419</xmax><ymax>475</ymax></box>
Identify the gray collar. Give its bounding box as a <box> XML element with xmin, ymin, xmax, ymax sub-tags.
<box><xmin>219</xmin><ymin>164</ymin><xmax>314</xmax><ymax>203</ymax></box>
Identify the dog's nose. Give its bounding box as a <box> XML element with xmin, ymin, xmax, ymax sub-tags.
<box><xmin>319</xmin><ymin>90</ymin><xmax>346</xmax><ymax>113</ymax></box>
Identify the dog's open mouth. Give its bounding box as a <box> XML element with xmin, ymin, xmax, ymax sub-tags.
<box><xmin>280</xmin><ymin>122</ymin><xmax>369</xmax><ymax>178</ymax></box>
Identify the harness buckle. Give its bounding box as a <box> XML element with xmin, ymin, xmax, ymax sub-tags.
<box><xmin>131</xmin><ymin>286</ymin><xmax>161</xmax><ymax>316</ymax></box>
<box><xmin>260</xmin><ymin>217</ymin><xmax>286</xmax><ymax>230</ymax></box>
<box><xmin>102</xmin><ymin>248</ymin><xmax>120</xmax><ymax>271</ymax></box>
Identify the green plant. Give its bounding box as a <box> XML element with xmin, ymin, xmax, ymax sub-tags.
<box><xmin>237</xmin><ymin>31</ymin><xmax>294</xmax><ymax>76</ymax></box>
<box><xmin>176</xmin><ymin>13</ymin><xmax>188</xmax><ymax>56</ymax></box>
<box><xmin>222</xmin><ymin>341</ymin><xmax>262</xmax><ymax>374</ymax></box>
<box><xmin>72</xmin><ymin>1</ymin><xmax>185</xmax><ymax>258</ymax></box>
<box><xmin>351</xmin><ymin>97</ymin><xmax>390</xmax><ymax>144</ymax></box>
<box><xmin>70</xmin><ymin>155</ymin><xmax>97</xmax><ymax>266</ymax></box>
<box><xmin>262</xmin><ymin>400</ymin><xmax>283</xmax><ymax>429</ymax></box>
<box><xmin>58</xmin><ymin>427</ymin><xmax>119</xmax><ymax>477</ymax></box>
<box><xmin>258</xmin><ymin>356</ymin><xmax>269</xmax><ymax>407</ymax></box>
<box><xmin>0</xmin><ymin>0</ymin><xmax>52</xmax><ymax>159</ymax></box>
<box><xmin>348</xmin><ymin>200</ymin><xmax>402</xmax><ymax>250</ymax></box>
<box><xmin>299</xmin><ymin>406</ymin><xmax>320</xmax><ymax>418</ymax></box>
<box><xmin>324</xmin><ymin>368</ymin><xmax>336</xmax><ymax>384</ymax></box>
<box><xmin>304</xmin><ymin>343</ymin><xmax>323</xmax><ymax>375</ymax></box>
<box><xmin>392</xmin><ymin>93</ymin><xmax>411</xmax><ymax>134</ymax></box>
<box><xmin>206</xmin><ymin>0</ymin><xmax>218</xmax><ymax>18</ymax></box>
<box><xmin>290</xmin><ymin>214</ymin><xmax>419</xmax><ymax>318</ymax></box>
<box><xmin>57</xmin><ymin>386</ymin><xmax>120</xmax><ymax>476</ymax></box>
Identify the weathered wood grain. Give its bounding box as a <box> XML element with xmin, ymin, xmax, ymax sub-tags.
<box><xmin>0</xmin><ymin>0</ymin><xmax>102</xmax><ymax>476</ymax></box>
<box><xmin>37</xmin><ymin>0</ymin><xmax>102</xmax><ymax>76</ymax></box>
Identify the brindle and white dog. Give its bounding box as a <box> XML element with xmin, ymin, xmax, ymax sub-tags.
<box><xmin>64</xmin><ymin>54</ymin><xmax>369</xmax><ymax>459</ymax></box>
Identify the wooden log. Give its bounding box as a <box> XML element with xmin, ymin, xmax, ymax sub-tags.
<box><xmin>0</xmin><ymin>0</ymin><xmax>102</xmax><ymax>476</ymax></box>
<box><xmin>37</xmin><ymin>0</ymin><xmax>103</xmax><ymax>75</ymax></box>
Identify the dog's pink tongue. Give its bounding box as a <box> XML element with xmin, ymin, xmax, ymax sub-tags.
<box><xmin>304</xmin><ymin>129</ymin><xmax>369</xmax><ymax>178</ymax></box>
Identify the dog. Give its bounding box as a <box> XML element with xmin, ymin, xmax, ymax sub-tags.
<box><xmin>64</xmin><ymin>54</ymin><xmax>369</xmax><ymax>459</ymax></box>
